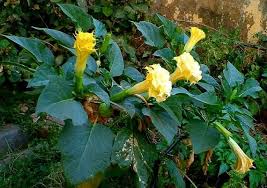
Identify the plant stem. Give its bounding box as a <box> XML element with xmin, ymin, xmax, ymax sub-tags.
<box><xmin>110</xmin><ymin>89</ymin><xmax>129</xmax><ymax>102</ymax></box>
<box><xmin>214</xmin><ymin>122</ymin><xmax>232</xmax><ymax>138</ymax></box>
<box><xmin>75</xmin><ymin>75</ymin><xmax>83</xmax><ymax>94</ymax></box>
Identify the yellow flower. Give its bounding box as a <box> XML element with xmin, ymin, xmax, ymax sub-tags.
<box><xmin>171</xmin><ymin>52</ymin><xmax>202</xmax><ymax>84</ymax></box>
<box><xmin>184</xmin><ymin>27</ymin><xmax>205</xmax><ymax>53</ymax></box>
<box><xmin>228</xmin><ymin>137</ymin><xmax>254</xmax><ymax>174</ymax></box>
<box><xmin>128</xmin><ymin>64</ymin><xmax>172</xmax><ymax>102</ymax></box>
<box><xmin>74</xmin><ymin>31</ymin><xmax>96</xmax><ymax>76</ymax></box>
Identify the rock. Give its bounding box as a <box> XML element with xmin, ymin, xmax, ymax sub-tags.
<box><xmin>0</xmin><ymin>124</ymin><xmax>28</xmax><ymax>155</ymax></box>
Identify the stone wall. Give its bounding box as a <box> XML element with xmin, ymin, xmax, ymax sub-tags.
<box><xmin>152</xmin><ymin>0</ymin><xmax>267</xmax><ymax>41</ymax></box>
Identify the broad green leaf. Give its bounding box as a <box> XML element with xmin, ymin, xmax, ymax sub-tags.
<box><xmin>187</xmin><ymin>119</ymin><xmax>220</xmax><ymax>154</ymax></box>
<box><xmin>124</xmin><ymin>67</ymin><xmax>144</xmax><ymax>82</ymax></box>
<box><xmin>27</xmin><ymin>64</ymin><xmax>57</xmax><ymax>87</ymax></box>
<box><xmin>165</xmin><ymin>159</ymin><xmax>185</xmax><ymax>188</ymax></box>
<box><xmin>92</xmin><ymin>18</ymin><xmax>107</xmax><ymax>37</ymax></box>
<box><xmin>142</xmin><ymin>108</ymin><xmax>178</xmax><ymax>144</ymax></box>
<box><xmin>133</xmin><ymin>21</ymin><xmax>165</xmax><ymax>48</ymax></box>
<box><xmin>58</xmin><ymin>4</ymin><xmax>92</xmax><ymax>31</ymax></box>
<box><xmin>156</xmin><ymin>14</ymin><xmax>177</xmax><ymax>39</ymax></box>
<box><xmin>238</xmin><ymin>78</ymin><xmax>262</xmax><ymax>98</ymax></box>
<box><xmin>197</xmin><ymin>82</ymin><xmax>215</xmax><ymax>92</ymax></box>
<box><xmin>115</xmin><ymin>97</ymin><xmax>140</xmax><ymax>118</ymax></box>
<box><xmin>32</xmin><ymin>27</ymin><xmax>74</xmax><ymax>48</ymax></box>
<box><xmin>62</xmin><ymin>56</ymin><xmax>75</xmax><ymax>80</ymax></box>
<box><xmin>86</xmin><ymin>84</ymin><xmax>110</xmax><ymax>105</ymax></box>
<box><xmin>159</xmin><ymin>96</ymin><xmax>182</xmax><ymax>126</ymax></box>
<box><xmin>85</xmin><ymin>56</ymin><xmax>97</xmax><ymax>74</ymax></box>
<box><xmin>106</xmin><ymin>41</ymin><xmax>124</xmax><ymax>77</ymax></box>
<box><xmin>59</xmin><ymin>121</ymin><xmax>114</xmax><ymax>184</ymax></box>
<box><xmin>36</xmin><ymin>76</ymin><xmax>88</xmax><ymax>125</ymax></box>
<box><xmin>3</xmin><ymin>35</ymin><xmax>54</xmax><ymax>64</ymax></box>
<box><xmin>111</xmin><ymin>129</ymin><xmax>157</xmax><ymax>188</ymax></box>
<box><xmin>172</xmin><ymin>87</ymin><xmax>218</xmax><ymax>105</ymax></box>
<box><xmin>223</xmin><ymin>62</ymin><xmax>244</xmax><ymax>87</ymax></box>
<box><xmin>153</xmin><ymin>48</ymin><xmax>175</xmax><ymax>63</ymax></box>
<box><xmin>235</xmin><ymin>114</ymin><xmax>257</xmax><ymax>157</ymax></box>
<box><xmin>202</xmin><ymin>73</ymin><xmax>219</xmax><ymax>88</ymax></box>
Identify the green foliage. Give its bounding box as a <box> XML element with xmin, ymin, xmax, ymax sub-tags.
<box><xmin>187</xmin><ymin>119</ymin><xmax>220</xmax><ymax>154</ymax></box>
<box><xmin>2</xmin><ymin>3</ymin><xmax>266</xmax><ymax>188</ymax></box>
<box><xmin>59</xmin><ymin>121</ymin><xmax>114</xmax><ymax>185</ymax></box>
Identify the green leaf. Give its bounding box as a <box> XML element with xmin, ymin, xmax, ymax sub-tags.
<box><xmin>3</xmin><ymin>35</ymin><xmax>54</xmax><ymax>64</ymax></box>
<box><xmin>153</xmin><ymin>48</ymin><xmax>175</xmax><ymax>63</ymax></box>
<box><xmin>124</xmin><ymin>67</ymin><xmax>144</xmax><ymax>82</ymax></box>
<box><xmin>238</xmin><ymin>78</ymin><xmax>262</xmax><ymax>98</ymax></box>
<box><xmin>218</xmin><ymin>163</ymin><xmax>229</xmax><ymax>176</ymax></box>
<box><xmin>165</xmin><ymin>159</ymin><xmax>185</xmax><ymax>188</ymax></box>
<box><xmin>106</xmin><ymin>41</ymin><xmax>124</xmax><ymax>77</ymax></box>
<box><xmin>32</xmin><ymin>27</ymin><xmax>74</xmax><ymax>48</ymax></box>
<box><xmin>156</xmin><ymin>14</ymin><xmax>177</xmax><ymax>39</ymax></box>
<box><xmin>142</xmin><ymin>108</ymin><xmax>178</xmax><ymax>144</ymax></box>
<box><xmin>202</xmin><ymin>73</ymin><xmax>219</xmax><ymax>88</ymax></box>
<box><xmin>92</xmin><ymin>18</ymin><xmax>107</xmax><ymax>37</ymax></box>
<box><xmin>159</xmin><ymin>96</ymin><xmax>182</xmax><ymax>126</ymax></box>
<box><xmin>235</xmin><ymin>114</ymin><xmax>257</xmax><ymax>157</ymax></box>
<box><xmin>172</xmin><ymin>87</ymin><xmax>218</xmax><ymax>105</ymax></box>
<box><xmin>62</xmin><ymin>56</ymin><xmax>75</xmax><ymax>79</ymax></box>
<box><xmin>133</xmin><ymin>21</ymin><xmax>165</xmax><ymax>48</ymax></box>
<box><xmin>102</xmin><ymin>6</ymin><xmax>113</xmax><ymax>17</ymax></box>
<box><xmin>223</xmin><ymin>62</ymin><xmax>244</xmax><ymax>87</ymax></box>
<box><xmin>111</xmin><ymin>129</ymin><xmax>157</xmax><ymax>188</ymax></box>
<box><xmin>36</xmin><ymin>76</ymin><xmax>88</xmax><ymax>125</ymax></box>
<box><xmin>27</xmin><ymin>64</ymin><xmax>57</xmax><ymax>87</ymax></box>
<box><xmin>86</xmin><ymin>84</ymin><xmax>110</xmax><ymax>106</ymax></box>
<box><xmin>187</xmin><ymin>119</ymin><xmax>220</xmax><ymax>154</ymax></box>
<box><xmin>76</xmin><ymin>0</ymin><xmax>88</xmax><ymax>13</ymax></box>
<box><xmin>58</xmin><ymin>4</ymin><xmax>92</xmax><ymax>31</ymax></box>
<box><xmin>116</xmin><ymin>97</ymin><xmax>139</xmax><ymax>118</ymax></box>
<box><xmin>59</xmin><ymin>121</ymin><xmax>114</xmax><ymax>184</ymax></box>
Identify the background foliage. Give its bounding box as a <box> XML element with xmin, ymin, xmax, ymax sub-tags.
<box><xmin>0</xmin><ymin>1</ymin><xmax>266</xmax><ymax>188</ymax></box>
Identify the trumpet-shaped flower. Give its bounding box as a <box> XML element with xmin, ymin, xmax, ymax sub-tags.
<box><xmin>74</xmin><ymin>31</ymin><xmax>96</xmax><ymax>76</ymax></box>
<box><xmin>184</xmin><ymin>27</ymin><xmax>205</xmax><ymax>53</ymax></box>
<box><xmin>171</xmin><ymin>52</ymin><xmax>202</xmax><ymax>84</ymax></box>
<box><xmin>128</xmin><ymin>64</ymin><xmax>172</xmax><ymax>102</ymax></box>
<box><xmin>228</xmin><ymin>137</ymin><xmax>254</xmax><ymax>174</ymax></box>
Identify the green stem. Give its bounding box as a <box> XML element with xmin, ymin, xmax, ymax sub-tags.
<box><xmin>110</xmin><ymin>89</ymin><xmax>129</xmax><ymax>102</ymax></box>
<box><xmin>214</xmin><ymin>122</ymin><xmax>232</xmax><ymax>138</ymax></box>
<box><xmin>75</xmin><ymin>74</ymin><xmax>83</xmax><ymax>94</ymax></box>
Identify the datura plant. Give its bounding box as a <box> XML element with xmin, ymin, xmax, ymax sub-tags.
<box><xmin>3</xmin><ymin>4</ymin><xmax>262</xmax><ymax>188</ymax></box>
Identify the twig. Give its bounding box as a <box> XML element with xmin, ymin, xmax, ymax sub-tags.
<box><xmin>179</xmin><ymin>169</ymin><xmax>198</xmax><ymax>188</ymax></box>
<box><xmin>0</xmin><ymin>61</ymin><xmax>35</xmax><ymax>73</ymax></box>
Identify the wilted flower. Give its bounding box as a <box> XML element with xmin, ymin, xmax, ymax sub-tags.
<box><xmin>74</xmin><ymin>31</ymin><xmax>96</xmax><ymax>76</ymax></box>
<box><xmin>184</xmin><ymin>27</ymin><xmax>205</xmax><ymax>53</ymax></box>
<box><xmin>128</xmin><ymin>64</ymin><xmax>172</xmax><ymax>102</ymax></box>
<box><xmin>228</xmin><ymin>137</ymin><xmax>254</xmax><ymax>174</ymax></box>
<box><xmin>171</xmin><ymin>52</ymin><xmax>202</xmax><ymax>84</ymax></box>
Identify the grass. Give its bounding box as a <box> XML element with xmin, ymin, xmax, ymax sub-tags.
<box><xmin>0</xmin><ymin>87</ymin><xmax>67</xmax><ymax>188</ymax></box>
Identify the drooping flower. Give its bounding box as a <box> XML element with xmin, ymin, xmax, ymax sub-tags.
<box><xmin>184</xmin><ymin>27</ymin><xmax>205</xmax><ymax>53</ymax></box>
<box><xmin>74</xmin><ymin>31</ymin><xmax>96</xmax><ymax>76</ymax></box>
<box><xmin>171</xmin><ymin>52</ymin><xmax>202</xmax><ymax>84</ymax></box>
<box><xmin>228</xmin><ymin>137</ymin><xmax>254</xmax><ymax>174</ymax></box>
<box><xmin>128</xmin><ymin>64</ymin><xmax>172</xmax><ymax>102</ymax></box>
